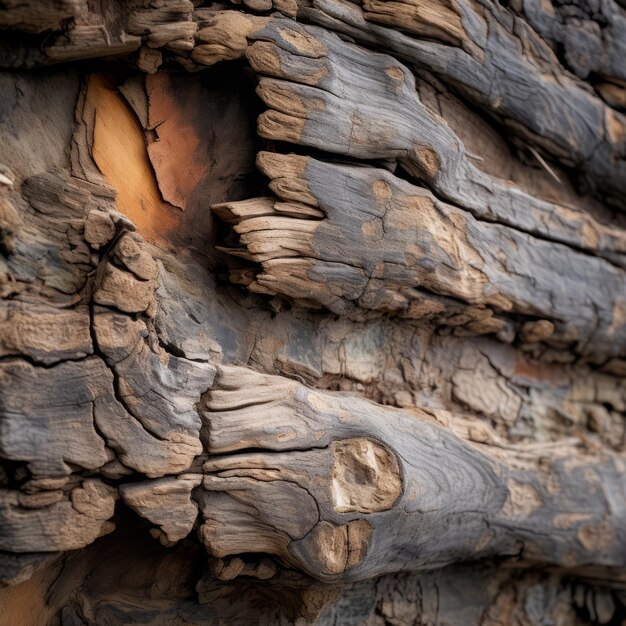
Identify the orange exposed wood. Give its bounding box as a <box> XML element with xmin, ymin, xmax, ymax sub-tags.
<box><xmin>86</xmin><ymin>73</ymin><xmax>181</xmax><ymax>247</ymax></box>
<box><xmin>145</xmin><ymin>71</ymin><xmax>206</xmax><ymax>211</ymax></box>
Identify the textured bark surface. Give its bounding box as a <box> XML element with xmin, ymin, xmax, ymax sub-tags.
<box><xmin>1</xmin><ymin>1</ymin><xmax>626</xmax><ymax>625</ymax></box>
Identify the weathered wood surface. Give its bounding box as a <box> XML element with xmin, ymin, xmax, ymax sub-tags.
<box><xmin>2</xmin><ymin>159</ymin><xmax>625</xmax><ymax>609</ymax></box>
<box><xmin>304</xmin><ymin>0</ymin><xmax>626</xmax><ymax>208</ymax></box>
<box><xmin>239</xmin><ymin>18</ymin><xmax>626</xmax><ymax>256</ymax></box>
<box><xmin>201</xmin><ymin>365</ymin><xmax>626</xmax><ymax>582</ymax></box>
<box><xmin>215</xmin><ymin>152</ymin><xmax>626</xmax><ymax>362</ymax></box>
<box><xmin>1</xmin><ymin>0</ymin><xmax>626</xmax><ymax>624</ymax></box>
<box><xmin>2</xmin><ymin>0</ymin><xmax>625</xmax><ymax>210</ymax></box>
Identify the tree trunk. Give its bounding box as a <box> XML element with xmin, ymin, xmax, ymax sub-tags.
<box><xmin>1</xmin><ymin>1</ymin><xmax>626</xmax><ymax>624</ymax></box>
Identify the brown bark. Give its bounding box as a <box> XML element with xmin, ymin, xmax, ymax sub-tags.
<box><xmin>1</xmin><ymin>1</ymin><xmax>626</xmax><ymax>624</ymax></box>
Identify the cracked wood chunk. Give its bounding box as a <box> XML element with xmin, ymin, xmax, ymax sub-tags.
<box><xmin>215</xmin><ymin>153</ymin><xmax>626</xmax><ymax>360</ymax></box>
<box><xmin>198</xmin><ymin>365</ymin><xmax>626</xmax><ymax>582</ymax></box>
<box><xmin>5</xmin><ymin>172</ymin><xmax>100</xmax><ymax>296</ymax></box>
<box><xmin>0</xmin><ymin>323</ymin><xmax>206</xmax><ymax>480</ymax></box>
<box><xmin>93</xmin><ymin>232</ymin><xmax>159</xmax><ymax>315</ymax></box>
<box><xmin>0</xmin><ymin>351</ymin><xmax>206</xmax><ymax>480</ymax></box>
<box><xmin>519</xmin><ymin>0</ymin><xmax>626</xmax><ymax>84</ymax></box>
<box><xmin>305</xmin><ymin>0</ymin><xmax>626</xmax><ymax>208</ymax></box>
<box><xmin>192</xmin><ymin>11</ymin><xmax>269</xmax><ymax>66</ymax></box>
<box><xmin>0</xmin><ymin>358</ymin><xmax>113</xmax><ymax>477</ymax></box>
<box><xmin>0</xmin><ymin>0</ymin><xmax>80</xmax><ymax>33</ymax></box>
<box><xmin>0</xmin><ymin>302</ymin><xmax>92</xmax><ymax>364</ymax></box>
<box><xmin>92</xmin><ymin>309</ymin><xmax>214</xmax><ymax>474</ymax></box>
<box><xmin>244</xmin><ymin>18</ymin><xmax>626</xmax><ymax>263</ymax></box>
<box><xmin>361</xmin><ymin>0</ymin><xmax>466</xmax><ymax>46</ymax></box>
<box><xmin>120</xmin><ymin>474</ymin><xmax>202</xmax><ymax>544</ymax></box>
<box><xmin>1</xmin><ymin>0</ymin><xmax>197</xmax><ymax>66</ymax></box>
<box><xmin>126</xmin><ymin>0</ymin><xmax>197</xmax><ymax>52</ymax></box>
<box><xmin>0</xmin><ymin>480</ymin><xmax>116</xmax><ymax>553</ymax></box>
<box><xmin>93</xmin><ymin>262</ymin><xmax>157</xmax><ymax>315</ymax></box>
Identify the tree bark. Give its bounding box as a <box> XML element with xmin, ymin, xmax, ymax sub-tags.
<box><xmin>1</xmin><ymin>1</ymin><xmax>626</xmax><ymax>624</ymax></box>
